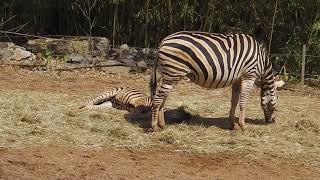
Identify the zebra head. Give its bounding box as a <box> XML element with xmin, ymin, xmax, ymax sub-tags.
<box><xmin>133</xmin><ymin>96</ymin><xmax>153</xmax><ymax>113</ymax></box>
<box><xmin>260</xmin><ymin>80</ymin><xmax>285</xmax><ymax>123</ymax></box>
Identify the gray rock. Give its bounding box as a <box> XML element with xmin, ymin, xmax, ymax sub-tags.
<box><xmin>119</xmin><ymin>44</ymin><xmax>129</xmax><ymax>50</ymax></box>
<box><xmin>94</xmin><ymin>37</ymin><xmax>110</xmax><ymax>57</ymax></box>
<box><xmin>129</xmin><ymin>60</ymin><xmax>148</xmax><ymax>73</ymax></box>
<box><xmin>66</xmin><ymin>53</ymin><xmax>89</xmax><ymax>64</ymax></box>
<box><xmin>11</xmin><ymin>48</ymin><xmax>32</xmax><ymax>61</ymax></box>
<box><xmin>136</xmin><ymin>60</ymin><xmax>148</xmax><ymax>68</ymax></box>
<box><xmin>0</xmin><ymin>48</ymin><xmax>14</xmax><ymax>60</ymax></box>
<box><xmin>0</xmin><ymin>42</ymin><xmax>15</xmax><ymax>49</ymax></box>
<box><xmin>103</xmin><ymin>59</ymin><xmax>120</xmax><ymax>66</ymax></box>
<box><xmin>47</xmin><ymin>40</ymin><xmax>73</xmax><ymax>55</ymax></box>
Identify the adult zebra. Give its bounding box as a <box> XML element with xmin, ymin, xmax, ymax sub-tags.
<box><xmin>150</xmin><ymin>31</ymin><xmax>285</xmax><ymax>131</ymax></box>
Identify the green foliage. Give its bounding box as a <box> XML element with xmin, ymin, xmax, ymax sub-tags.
<box><xmin>63</xmin><ymin>54</ymin><xmax>71</xmax><ymax>62</ymax></box>
<box><xmin>44</xmin><ymin>49</ymin><xmax>53</xmax><ymax>61</ymax></box>
<box><xmin>279</xmin><ymin>65</ymin><xmax>289</xmax><ymax>81</ymax></box>
<box><xmin>309</xmin><ymin>21</ymin><xmax>320</xmax><ymax>52</ymax></box>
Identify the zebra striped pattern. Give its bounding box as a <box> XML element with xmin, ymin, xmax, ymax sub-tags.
<box><xmin>150</xmin><ymin>31</ymin><xmax>284</xmax><ymax>131</ymax></box>
<box><xmin>74</xmin><ymin>87</ymin><xmax>152</xmax><ymax>113</ymax></box>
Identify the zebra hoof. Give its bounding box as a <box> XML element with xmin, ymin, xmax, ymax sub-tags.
<box><xmin>265</xmin><ymin>118</ymin><xmax>275</xmax><ymax>124</ymax></box>
<box><xmin>146</xmin><ymin>126</ymin><xmax>162</xmax><ymax>132</ymax></box>
<box><xmin>158</xmin><ymin>122</ymin><xmax>165</xmax><ymax>129</ymax></box>
<box><xmin>158</xmin><ymin>110</ymin><xmax>166</xmax><ymax>129</ymax></box>
<box><xmin>232</xmin><ymin>123</ymin><xmax>247</xmax><ymax>131</ymax></box>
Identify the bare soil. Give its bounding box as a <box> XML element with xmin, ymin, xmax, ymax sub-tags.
<box><xmin>1</xmin><ymin>146</ymin><xmax>319</xmax><ymax>180</ymax></box>
<box><xmin>0</xmin><ymin>67</ymin><xmax>319</xmax><ymax>179</ymax></box>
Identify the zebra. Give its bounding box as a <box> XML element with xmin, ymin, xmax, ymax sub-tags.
<box><xmin>150</xmin><ymin>31</ymin><xmax>285</xmax><ymax>131</ymax></box>
<box><xmin>71</xmin><ymin>87</ymin><xmax>152</xmax><ymax>114</ymax></box>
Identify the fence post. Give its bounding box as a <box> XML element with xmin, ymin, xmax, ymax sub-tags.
<box><xmin>301</xmin><ymin>44</ymin><xmax>306</xmax><ymax>85</ymax></box>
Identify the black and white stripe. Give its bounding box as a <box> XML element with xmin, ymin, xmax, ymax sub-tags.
<box><xmin>150</xmin><ymin>31</ymin><xmax>284</xmax><ymax>131</ymax></box>
<box><xmin>75</xmin><ymin>87</ymin><xmax>152</xmax><ymax>113</ymax></box>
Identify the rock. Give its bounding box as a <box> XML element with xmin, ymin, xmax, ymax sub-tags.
<box><xmin>133</xmin><ymin>49</ymin><xmax>145</xmax><ymax>62</ymax></box>
<box><xmin>66</xmin><ymin>53</ymin><xmax>89</xmax><ymax>64</ymax></box>
<box><xmin>11</xmin><ymin>48</ymin><xmax>32</xmax><ymax>61</ymax></box>
<box><xmin>103</xmin><ymin>59</ymin><xmax>120</xmax><ymax>66</ymax></box>
<box><xmin>0</xmin><ymin>41</ymin><xmax>33</xmax><ymax>61</ymax></box>
<box><xmin>118</xmin><ymin>44</ymin><xmax>131</xmax><ymax>61</ymax></box>
<box><xmin>136</xmin><ymin>60</ymin><xmax>148</xmax><ymax>68</ymax></box>
<box><xmin>142</xmin><ymin>48</ymin><xmax>151</xmax><ymax>54</ymax></box>
<box><xmin>119</xmin><ymin>44</ymin><xmax>129</xmax><ymax>50</ymax></box>
<box><xmin>129</xmin><ymin>60</ymin><xmax>148</xmax><ymax>73</ymax></box>
<box><xmin>306</xmin><ymin>78</ymin><xmax>320</xmax><ymax>88</ymax></box>
<box><xmin>27</xmin><ymin>36</ymin><xmax>110</xmax><ymax>57</ymax></box>
<box><xmin>68</xmin><ymin>38</ymin><xmax>89</xmax><ymax>55</ymax></box>
<box><xmin>47</xmin><ymin>40</ymin><xmax>73</xmax><ymax>55</ymax></box>
<box><xmin>0</xmin><ymin>49</ymin><xmax>14</xmax><ymax>60</ymax></box>
<box><xmin>0</xmin><ymin>42</ymin><xmax>15</xmax><ymax>49</ymax></box>
<box><xmin>93</xmin><ymin>37</ymin><xmax>109</xmax><ymax>57</ymax></box>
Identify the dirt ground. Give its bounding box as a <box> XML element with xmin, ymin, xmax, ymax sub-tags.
<box><xmin>1</xmin><ymin>145</ymin><xmax>319</xmax><ymax>180</ymax></box>
<box><xmin>0</xmin><ymin>67</ymin><xmax>320</xmax><ymax>179</ymax></box>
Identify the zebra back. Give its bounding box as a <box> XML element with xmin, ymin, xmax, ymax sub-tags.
<box><xmin>157</xmin><ymin>31</ymin><xmax>264</xmax><ymax>89</ymax></box>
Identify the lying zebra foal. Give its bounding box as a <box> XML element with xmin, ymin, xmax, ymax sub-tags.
<box><xmin>71</xmin><ymin>87</ymin><xmax>153</xmax><ymax>114</ymax></box>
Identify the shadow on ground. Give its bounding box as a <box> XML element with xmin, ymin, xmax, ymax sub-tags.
<box><xmin>124</xmin><ymin>106</ymin><xmax>267</xmax><ymax>131</ymax></box>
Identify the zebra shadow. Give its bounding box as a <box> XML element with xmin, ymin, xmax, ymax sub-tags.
<box><xmin>124</xmin><ymin>106</ymin><xmax>266</xmax><ymax>131</ymax></box>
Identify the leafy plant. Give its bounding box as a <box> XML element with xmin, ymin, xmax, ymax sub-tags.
<box><xmin>44</xmin><ymin>49</ymin><xmax>53</xmax><ymax>61</ymax></box>
<box><xmin>63</xmin><ymin>54</ymin><xmax>71</xmax><ymax>62</ymax></box>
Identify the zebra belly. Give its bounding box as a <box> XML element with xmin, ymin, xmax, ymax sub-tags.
<box><xmin>186</xmin><ymin>72</ymin><xmax>237</xmax><ymax>89</ymax></box>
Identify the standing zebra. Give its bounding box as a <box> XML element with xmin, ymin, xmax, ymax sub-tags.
<box><xmin>150</xmin><ymin>31</ymin><xmax>284</xmax><ymax>131</ymax></box>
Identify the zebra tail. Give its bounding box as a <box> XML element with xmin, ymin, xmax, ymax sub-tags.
<box><xmin>150</xmin><ymin>56</ymin><xmax>159</xmax><ymax>99</ymax></box>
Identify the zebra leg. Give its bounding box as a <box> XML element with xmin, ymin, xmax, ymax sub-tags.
<box><xmin>229</xmin><ymin>81</ymin><xmax>241</xmax><ymax>130</ymax></box>
<box><xmin>151</xmin><ymin>82</ymin><xmax>174</xmax><ymax>131</ymax></box>
<box><xmin>92</xmin><ymin>101</ymin><xmax>113</xmax><ymax>109</ymax></box>
<box><xmin>237</xmin><ymin>78</ymin><xmax>255</xmax><ymax>131</ymax></box>
<box><xmin>158</xmin><ymin>108</ymin><xmax>165</xmax><ymax>128</ymax></box>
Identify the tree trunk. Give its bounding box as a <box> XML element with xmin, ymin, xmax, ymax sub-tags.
<box><xmin>112</xmin><ymin>3</ymin><xmax>118</xmax><ymax>46</ymax></box>
<box><xmin>144</xmin><ymin>0</ymin><xmax>150</xmax><ymax>48</ymax></box>
<box><xmin>203</xmin><ymin>0</ymin><xmax>215</xmax><ymax>32</ymax></box>
<box><xmin>168</xmin><ymin>0</ymin><xmax>173</xmax><ymax>33</ymax></box>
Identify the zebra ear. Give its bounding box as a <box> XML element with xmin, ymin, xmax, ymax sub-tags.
<box><xmin>275</xmin><ymin>80</ymin><xmax>285</xmax><ymax>89</ymax></box>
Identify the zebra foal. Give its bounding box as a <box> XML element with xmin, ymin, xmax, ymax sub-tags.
<box><xmin>150</xmin><ymin>31</ymin><xmax>284</xmax><ymax>131</ymax></box>
<box><xmin>71</xmin><ymin>87</ymin><xmax>152</xmax><ymax>114</ymax></box>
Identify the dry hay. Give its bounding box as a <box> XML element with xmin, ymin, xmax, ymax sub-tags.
<box><xmin>0</xmin><ymin>80</ymin><xmax>320</xmax><ymax>169</ymax></box>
